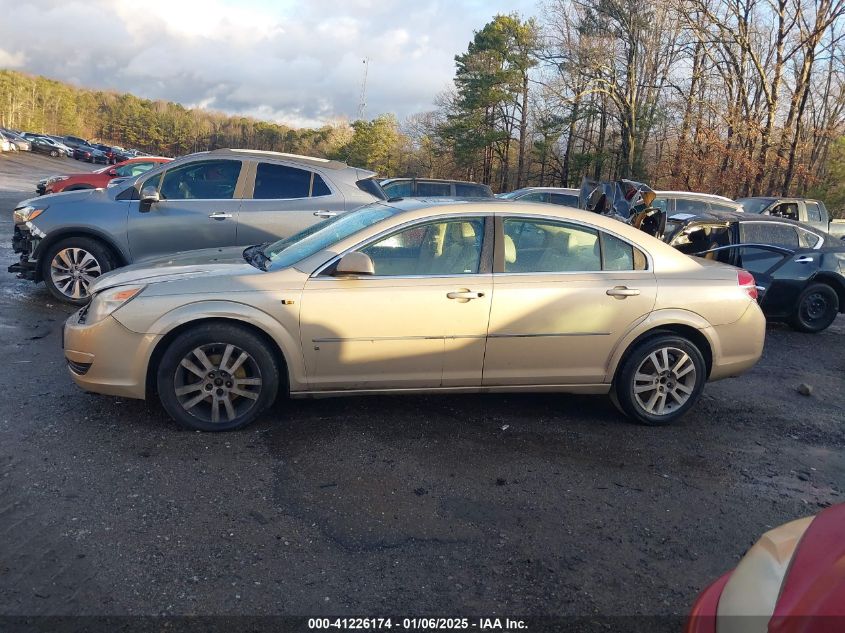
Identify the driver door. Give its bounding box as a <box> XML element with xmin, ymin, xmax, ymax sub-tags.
<box><xmin>299</xmin><ymin>216</ymin><xmax>493</xmax><ymax>390</ymax></box>
<box><xmin>127</xmin><ymin>159</ymin><xmax>247</xmax><ymax>260</ymax></box>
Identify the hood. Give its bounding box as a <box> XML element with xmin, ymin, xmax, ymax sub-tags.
<box><xmin>90</xmin><ymin>246</ymin><xmax>258</xmax><ymax>293</ymax></box>
<box><xmin>19</xmin><ymin>188</ymin><xmax>104</xmax><ymax>208</ymax></box>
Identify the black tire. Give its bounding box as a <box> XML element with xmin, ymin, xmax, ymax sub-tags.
<box><xmin>156</xmin><ymin>323</ymin><xmax>280</xmax><ymax>432</ymax></box>
<box><xmin>789</xmin><ymin>283</ymin><xmax>839</xmax><ymax>333</ymax></box>
<box><xmin>41</xmin><ymin>237</ymin><xmax>115</xmax><ymax>305</ymax></box>
<box><xmin>613</xmin><ymin>334</ymin><xmax>707</xmax><ymax>426</ymax></box>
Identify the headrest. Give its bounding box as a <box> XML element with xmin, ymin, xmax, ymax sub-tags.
<box><xmin>504</xmin><ymin>234</ymin><xmax>517</xmax><ymax>264</ymax></box>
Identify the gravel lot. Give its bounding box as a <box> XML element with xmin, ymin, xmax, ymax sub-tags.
<box><xmin>0</xmin><ymin>152</ymin><xmax>843</xmax><ymax>624</ymax></box>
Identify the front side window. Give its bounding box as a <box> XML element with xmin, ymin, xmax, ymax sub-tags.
<box><xmin>711</xmin><ymin>202</ymin><xmax>738</xmax><ymax>212</ymax></box>
<box><xmin>805</xmin><ymin>202</ymin><xmax>822</xmax><ymax>223</ymax></box>
<box><xmin>739</xmin><ymin>222</ymin><xmax>799</xmax><ymax>248</ymax></box>
<box><xmin>159</xmin><ymin>160</ymin><xmax>241</xmax><ymax>200</ymax></box>
<box><xmin>359</xmin><ymin>218</ymin><xmax>484</xmax><ymax>276</ymax></box>
<box><xmin>382</xmin><ymin>181</ymin><xmax>412</xmax><ymax>198</ymax></box>
<box><xmin>253</xmin><ymin>163</ymin><xmax>320</xmax><ymax>199</ymax></box>
<box><xmin>771</xmin><ymin>203</ymin><xmax>799</xmax><ymax>221</ymax></box>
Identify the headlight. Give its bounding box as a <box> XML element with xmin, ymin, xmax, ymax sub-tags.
<box><xmin>47</xmin><ymin>175</ymin><xmax>69</xmax><ymax>185</ymax></box>
<box><xmin>13</xmin><ymin>205</ymin><xmax>47</xmax><ymax>224</ymax></box>
<box><xmin>86</xmin><ymin>285</ymin><xmax>146</xmax><ymax>324</ymax></box>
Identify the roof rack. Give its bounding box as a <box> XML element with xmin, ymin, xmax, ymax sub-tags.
<box><xmin>207</xmin><ymin>148</ymin><xmax>350</xmax><ymax>170</ymax></box>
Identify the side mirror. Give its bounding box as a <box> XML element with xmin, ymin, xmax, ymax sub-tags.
<box><xmin>335</xmin><ymin>252</ymin><xmax>375</xmax><ymax>276</ymax></box>
<box><xmin>140</xmin><ymin>185</ymin><xmax>160</xmax><ymax>205</ymax></box>
<box><xmin>107</xmin><ymin>168</ymin><xmax>117</xmax><ymax>177</ymax></box>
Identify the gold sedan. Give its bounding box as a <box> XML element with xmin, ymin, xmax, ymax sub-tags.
<box><xmin>62</xmin><ymin>199</ymin><xmax>765</xmax><ymax>431</ymax></box>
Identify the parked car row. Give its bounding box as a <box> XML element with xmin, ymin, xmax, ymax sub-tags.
<box><xmin>0</xmin><ymin>128</ymin><xmax>150</xmax><ymax>163</ymax></box>
<box><xmin>9</xmin><ymin>148</ymin><xmax>767</xmax><ymax>433</ymax></box>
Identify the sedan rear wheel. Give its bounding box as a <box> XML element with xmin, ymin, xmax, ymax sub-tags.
<box><xmin>157</xmin><ymin>323</ymin><xmax>280</xmax><ymax>431</ymax></box>
<box><xmin>790</xmin><ymin>283</ymin><xmax>839</xmax><ymax>333</ymax></box>
<box><xmin>614</xmin><ymin>334</ymin><xmax>706</xmax><ymax>425</ymax></box>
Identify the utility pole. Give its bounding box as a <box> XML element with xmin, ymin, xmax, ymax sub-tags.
<box><xmin>357</xmin><ymin>57</ymin><xmax>369</xmax><ymax>121</ymax></box>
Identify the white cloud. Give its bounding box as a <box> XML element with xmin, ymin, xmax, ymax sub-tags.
<box><xmin>0</xmin><ymin>0</ymin><xmax>537</xmax><ymax>127</ymax></box>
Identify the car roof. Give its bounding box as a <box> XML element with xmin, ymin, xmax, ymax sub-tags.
<box><xmin>510</xmin><ymin>187</ymin><xmax>580</xmax><ymax>193</ymax></box>
<box><xmin>668</xmin><ymin>209</ymin><xmax>822</xmax><ymax>230</ymax></box>
<box><xmin>655</xmin><ymin>191</ymin><xmax>738</xmax><ymax>203</ymax></box>
<box><xmin>380</xmin><ymin>177</ymin><xmax>490</xmax><ymax>186</ymax></box>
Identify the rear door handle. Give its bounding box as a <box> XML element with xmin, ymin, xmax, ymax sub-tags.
<box><xmin>314</xmin><ymin>210</ymin><xmax>339</xmax><ymax>218</ymax></box>
<box><xmin>794</xmin><ymin>256</ymin><xmax>813</xmax><ymax>263</ymax></box>
<box><xmin>208</xmin><ymin>212</ymin><xmax>233</xmax><ymax>220</ymax></box>
<box><xmin>606</xmin><ymin>286</ymin><xmax>640</xmax><ymax>298</ymax></box>
<box><xmin>447</xmin><ymin>290</ymin><xmax>485</xmax><ymax>300</ymax></box>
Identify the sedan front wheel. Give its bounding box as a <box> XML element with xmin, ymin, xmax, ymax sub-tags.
<box><xmin>157</xmin><ymin>323</ymin><xmax>280</xmax><ymax>431</ymax></box>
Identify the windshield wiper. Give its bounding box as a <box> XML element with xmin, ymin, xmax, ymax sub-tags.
<box><xmin>243</xmin><ymin>242</ymin><xmax>271</xmax><ymax>271</ymax></box>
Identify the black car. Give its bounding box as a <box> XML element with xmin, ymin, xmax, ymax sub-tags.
<box><xmin>90</xmin><ymin>143</ymin><xmax>117</xmax><ymax>164</ymax></box>
<box><xmin>29</xmin><ymin>136</ymin><xmax>66</xmax><ymax>158</ymax></box>
<box><xmin>665</xmin><ymin>211</ymin><xmax>845</xmax><ymax>332</ymax></box>
<box><xmin>380</xmin><ymin>178</ymin><xmax>494</xmax><ymax>198</ymax></box>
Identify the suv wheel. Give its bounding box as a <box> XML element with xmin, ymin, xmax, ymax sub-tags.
<box><xmin>613</xmin><ymin>334</ymin><xmax>706</xmax><ymax>425</ymax></box>
<box><xmin>42</xmin><ymin>237</ymin><xmax>115</xmax><ymax>305</ymax></box>
<box><xmin>789</xmin><ymin>283</ymin><xmax>839</xmax><ymax>333</ymax></box>
<box><xmin>156</xmin><ymin>323</ymin><xmax>280</xmax><ymax>432</ymax></box>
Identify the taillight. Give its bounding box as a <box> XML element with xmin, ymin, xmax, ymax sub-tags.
<box><xmin>737</xmin><ymin>269</ymin><xmax>758</xmax><ymax>301</ymax></box>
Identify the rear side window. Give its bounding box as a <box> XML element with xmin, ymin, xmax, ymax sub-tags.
<box><xmin>797</xmin><ymin>228</ymin><xmax>822</xmax><ymax>248</ymax></box>
<box><xmin>160</xmin><ymin>160</ymin><xmax>241</xmax><ymax>200</ymax></box>
<box><xmin>739</xmin><ymin>222</ymin><xmax>799</xmax><ymax>248</ymax></box>
<box><xmin>417</xmin><ymin>182</ymin><xmax>451</xmax><ymax>196</ymax></box>
<box><xmin>312</xmin><ymin>175</ymin><xmax>331</xmax><ymax>197</ymax></box>
<box><xmin>711</xmin><ymin>202</ymin><xmax>738</xmax><ymax>212</ymax></box>
<box><xmin>805</xmin><ymin>202</ymin><xmax>822</xmax><ymax>223</ymax></box>
<box><xmin>549</xmin><ymin>193</ymin><xmax>579</xmax><ymax>206</ymax></box>
<box><xmin>504</xmin><ymin>218</ymin><xmax>601</xmax><ymax>272</ymax></box>
<box><xmin>254</xmin><ymin>163</ymin><xmax>312</xmax><ymax>199</ymax></box>
<box><xmin>454</xmin><ymin>183</ymin><xmax>492</xmax><ymax>197</ymax></box>
<box><xmin>674</xmin><ymin>198</ymin><xmax>709</xmax><ymax>213</ymax></box>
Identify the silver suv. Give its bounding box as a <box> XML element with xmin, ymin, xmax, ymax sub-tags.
<box><xmin>10</xmin><ymin>149</ymin><xmax>384</xmax><ymax>304</ymax></box>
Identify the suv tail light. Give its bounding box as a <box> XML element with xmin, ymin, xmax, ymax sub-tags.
<box><xmin>738</xmin><ymin>269</ymin><xmax>758</xmax><ymax>301</ymax></box>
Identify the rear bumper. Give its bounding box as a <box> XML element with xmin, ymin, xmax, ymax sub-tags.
<box><xmin>708</xmin><ymin>302</ymin><xmax>766</xmax><ymax>380</ymax></box>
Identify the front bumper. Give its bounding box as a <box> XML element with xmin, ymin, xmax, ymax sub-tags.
<box><xmin>9</xmin><ymin>226</ymin><xmax>39</xmax><ymax>280</ymax></box>
<box><xmin>63</xmin><ymin>309</ymin><xmax>161</xmax><ymax>400</ymax></box>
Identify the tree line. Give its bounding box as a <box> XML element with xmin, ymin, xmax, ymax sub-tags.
<box><xmin>1</xmin><ymin>0</ymin><xmax>844</xmax><ymax>214</ymax></box>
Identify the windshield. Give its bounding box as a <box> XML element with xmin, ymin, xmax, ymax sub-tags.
<box><xmin>263</xmin><ymin>204</ymin><xmax>396</xmax><ymax>270</ymax></box>
<box><xmin>736</xmin><ymin>198</ymin><xmax>774</xmax><ymax>214</ymax></box>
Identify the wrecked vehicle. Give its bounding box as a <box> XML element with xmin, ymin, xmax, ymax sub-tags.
<box><xmin>10</xmin><ymin>149</ymin><xmax>384</xmax><ymax>304</ymax></box>
<box><xmin>666</xmin><ymin>210</ymin><xmax>845</xmax><ymax>333</ymax></box>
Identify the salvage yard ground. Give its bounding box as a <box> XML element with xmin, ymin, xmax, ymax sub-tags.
<box><xmin>0</xmin><ymin>152</ymin><xmax>843</xmax><ymax>621</ymax></box>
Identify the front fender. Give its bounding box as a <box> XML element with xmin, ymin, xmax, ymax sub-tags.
<box><xmin>115</xmin><ymin>299</ymin><xmax>307</xmax><ymax>391</ymax></box>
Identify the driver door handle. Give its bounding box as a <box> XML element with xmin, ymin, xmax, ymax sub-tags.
<box><xmin>606</xmin><ymin>286</ymin><xmax>640</xmax><ymax>298</ymax></box>
<box><xmin>447</xmin><ymin>290</ymin><xmax>485</xmax><ymax>300</ymax></box>
<box><xmin>314</xmin><ymin>210</ymin><xmax>338</xmax><ymax>218</ymax></box>
<box><xmin>208</xmin><ymin>212</ymin><xmax>233</xmax><ymax>220</ymax></box>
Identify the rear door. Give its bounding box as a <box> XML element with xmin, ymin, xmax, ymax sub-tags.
<box><xmin>483</xmin><ymin>216</ymin><xmax>656</xmax><ymax>385</ymax></box>
<box><xmin>235</xmin><ymin>161</ymin><xmax>347</xmax><ymax>245</ymax></box>
<box><xmin>127</xmin><ymin>159</ymin><xmax>245</xmax><ymax>260</ymax></box>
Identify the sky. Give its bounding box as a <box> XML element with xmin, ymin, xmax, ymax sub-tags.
<box><xmin>0</xmin><ymin>0</ymin><xmax>537</xmax><ymax>128</ymax></box>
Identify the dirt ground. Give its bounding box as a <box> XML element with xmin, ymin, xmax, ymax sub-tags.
<box><xmin>0</xmin><ymin>152</ymin><xmax>843</xmax><ymax>625</ymax></box>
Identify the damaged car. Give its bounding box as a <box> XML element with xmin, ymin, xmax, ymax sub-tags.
<box><xmin>10</xmin><ymin>149</ymin><xmax>385</xmax><ymax>304</ymax></box>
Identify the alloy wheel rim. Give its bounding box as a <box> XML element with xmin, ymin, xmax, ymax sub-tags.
<box><xmin>802</xmin><ymin>292</ymin><xmax>828</xmax><ymax>322</ymax></box>
<box><xmin>174</xmin><ymin>343</ymin><xmax>263</xmax><ymax>424</ymax></box>
<box><xmin>632</xmin><ymin>346</ymin><xmax>697</xmax><ymax>416</ymax></box>
<box><xmin>50</xmin><ymin>248</ymin><xmax>102</xmax><ymax>299</ymax></box>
